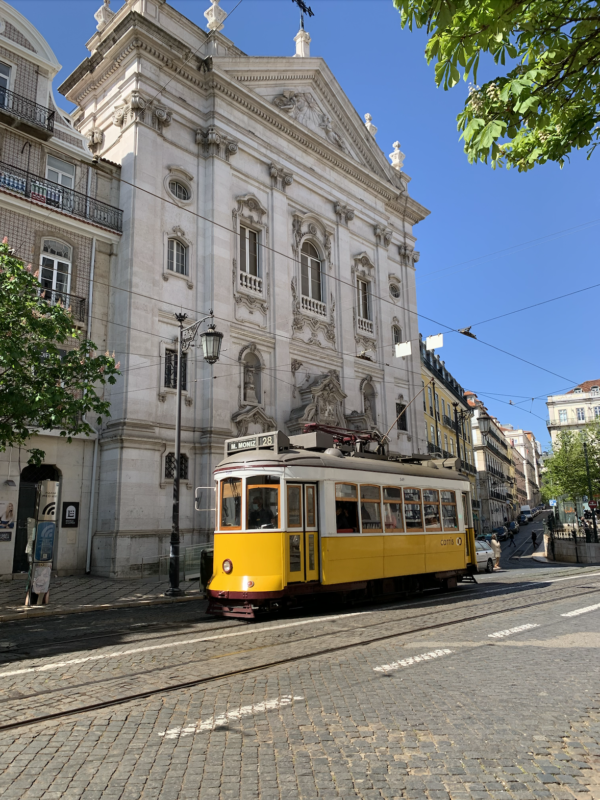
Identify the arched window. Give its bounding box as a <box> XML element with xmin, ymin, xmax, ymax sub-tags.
<box><xmin>392</xmin><ymin>325</ymin><xmax>402</xmax><ymax>346</ymax></box>
<box><xmin>40</xmin><ymin>239</ymin><xmax>72</xmax><ymax>305</ymax></box>
<box><xmin>243</xmin><ymin>351</ymin><xmax>261</xmax><ymax>405</ymax></box>
<box><xmin>301</xmin><ymin>241</ymin><xmax>322</xmax><ymax>303</ymax></box>
<box><xmin>167</xmin><ymin>239</ymin><xmax>188</xmax><ymax>275</ymax></box>
<box><xmin>165</xmin><ymin>452</ymin><xmax>188</xmax><ymax>480</ymax></box>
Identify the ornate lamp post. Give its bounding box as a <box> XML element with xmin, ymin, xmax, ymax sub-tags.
<box><xmin>166</xmin><ymin>311</ymin><xmax>223</xmax><ymax>597</ymax></box>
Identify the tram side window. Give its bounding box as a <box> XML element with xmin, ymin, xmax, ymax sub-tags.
<box><xmin>404</xmin><ymin>488</ymin><xmax>423</xmax><ymax>531</ymax></box>
<box><xmin>335</xmin><ymin>483</ymin><xmax>359</xmax><ymax>533</ymax></box>
<box><xmin>423</xmin><ymin>489</ymin><xmax>441</xmax><ymax>531</ymax></box>
<box><xmin>247</xmin><ymin>476</ymin><xmax>279</xmax><ymax>529</ymax></box>
<box><xmin>360</xmin><ymin>485</ymin><xmax>382</xmax><ymax>533</ymax></box>
<box><xmin>441</xmin><ymin>490</ymin><xmax>458</xmax><ymax>530</ymax></box>
<box><xmin>383</xmin><ymin>487</ymin><xmax>404</xmax><ymax>532</ymax></box>
<box><xmin>221</xmin><ymin>478</ymin><xmax>241</xmax><ymax>529</ymax></box>
<box><xmin>287</xmin><ymin>484</ymin><xmax>302</xmax><ymax>528</ymax></box>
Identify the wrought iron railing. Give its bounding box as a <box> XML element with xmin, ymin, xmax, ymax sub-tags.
<box><xmin>427</xmin><ymin>442</ymin><xmax>441</xmax><ymax>455</ymax></box>
<box><xmin>0</xmin><ymin>87</ymin><xmax>54</xmax><ymax>133</ymax></box>
<box><xmin>0</xmin><ymin>160</ymin><xmax>123</xmax><ymax>233</ymax></box>
<box><xmin>37</xmin><ymin>286</ymin><xmax>86</xmax><ymax>322</ymax></box>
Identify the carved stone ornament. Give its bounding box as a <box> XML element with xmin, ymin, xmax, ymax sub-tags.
<box><xmin>286</xmin><ymin>371</ymin><xmax>347</xmax><ymax>435</ymax></box>
<box><xmin>389</xmin><ymin>141</ymin><xmax>406</xmax><ymax>172</ymax></box>
<box><xmin>272</xmin><ymin>90</ymin><xmax>348</xmax><ymax>153</ymax></box>
<box><xmin>204</xmin><ymin>0</ymin><xmax>227</xmax><ymax>31</ymax></box>
<box><xmin>398</xmin><ymin>244</ymin><xmax>420</xmax><ymax>267</ymax></box>
<box><xmin>153</xmin><ymin>104</ymin><xmax>172</xmax><ymax>128</ymax></box>
<box><xmin>352</xmin><ymin>251</ymin><xmax>376</xmax><ymax>278</ymax></box>
<box><xmin>232</xmin><ymin>405</ymin><xmax>277</xmax><ymax>437</ymax></box>
<box><xmin>236</xmin><ymin>194</ymin><xmax>267</xmax><ymax>224</ymax></box>
<box><xmin>87</xmin><ymin>127</ymin><xmax>104</xmax><ymax>155</ymax></box>
<box><xmin>374</xmin><ymin>224</ymin><xmax>393</xmax><ymax>249</ymax></box>
<box><xmin>364</xmin><ymin>113</ymin><xmax>378</xmax><ymax>138</ymax></box>
<box><xmin>112</xmin><ymin>92</ymin><xmax>171</xmax><ymax>132</ymax></box>
<box><xmin>334</xmin><ymin>201</ymin><xmax>354</xmax><ymax>225</ymax></box>
<box><xmin>94</xmin><ymin>0</ymin><xmax>115</xmax><ymax>32</ymax></box>
<box><xmin>269</xmin><ymin>162</ymin><xmax>293</xmax><ymax>192</ymax></box>
<box><xmin>232</xmin><ymin>263</ymin><xmax>268</xmax><ymax>316</ymax></box>
<box><xmin>196</xmin><ymin>127</ymin><xmax>238</xmax><ymax>160</ymax></box>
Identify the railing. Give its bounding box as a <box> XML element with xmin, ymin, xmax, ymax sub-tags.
<box><xmin>490</xmin><ymin>489</ymin><xmax>506</xmax><ymax>501</ymax></box>
<box><xmin>442</xmin><ymin>414</ymin><xmax>454</xmax><ymax>429</ymax></box>
<box><xmin>0</xmin><ymin>160</ymin><xmax>123</xmax><ymax>233</ymax></box>
<box><xmin>301</xmin><ymin>295</ymin><xmax>326</xmax><ymax>316</ymax></box>
<box><xmin>0</xmin><ymin>87</ymin><xmax>54</xmax><ymax>134</ymax></box>
<box><xmin>357</xmin><ymin>316</ymin><xmax>374</xmax><ymax>334</ymax></box>
<box><xmin>485</xmin><ymin>428</ymin><xmax>508</xmax><ymax>449</ymax></box>
<box><xmin>547</xmin><ymin>417</ymin><xmax>594</xmax><ymax>427</ymax></box>
<box><xmin>37</xmin><ymin>286</ymin><xmax>86</xmax><ymax>322</ymax></box>
<box><xmin>462</xmin><ymin>462</ymin><xmax>477</xmax><ymax>475</ymax></box>
<box><xmin>486</xmin><ymin>440</ymin><xmax>512</xmax><ymax>464</ymax></box>
<box><xmin>427</xmin><ymin>442</ymin><xmax>441</xmax><ymax>455</ymax></box>
<box><xmin>239</xmin><ymin>271</ymin><xmax>262</xmax><ymax>294</ymax></box>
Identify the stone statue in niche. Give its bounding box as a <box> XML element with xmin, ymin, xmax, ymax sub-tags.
<box><xmin>244</xmin><ymin>365</ymin><xmax>258</xmax><ymax>404</ymax></box>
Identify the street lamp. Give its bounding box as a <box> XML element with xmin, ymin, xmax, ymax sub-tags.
<box><xmin>166</xmin><ymin>310</ymin><xmax>223</xmax><ymax>597</ymax></box>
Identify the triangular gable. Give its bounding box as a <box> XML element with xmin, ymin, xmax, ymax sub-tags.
<box><xmin>222</xmin><ymin>58</ymin><xmax>400</xmax><ymax>184</ymax></box>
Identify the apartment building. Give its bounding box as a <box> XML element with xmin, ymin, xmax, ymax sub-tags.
<box><xmin>547</xmin><ymin>380</ymin><xmax>600</xmax><ymax>445</ymax></box>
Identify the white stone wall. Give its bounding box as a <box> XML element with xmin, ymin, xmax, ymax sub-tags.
<box><xmin>60</xmin><ymin>1</ymin><xmax>430</xmax><ymax>575</ymax></box>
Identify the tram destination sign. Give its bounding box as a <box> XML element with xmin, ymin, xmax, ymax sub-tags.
<box><xmin>225</xmin><ymin>430</ymin><xmax>289</xmax><ymax>456</ymax></box>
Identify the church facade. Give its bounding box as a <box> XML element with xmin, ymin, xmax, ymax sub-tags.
<box><xmin>59</xmin><ymin>0</ymin><xmax>430</xmax><ymax>577</ymax></box>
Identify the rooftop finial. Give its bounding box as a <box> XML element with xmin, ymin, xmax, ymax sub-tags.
<box><xmin>389</xmin><ymin>141</ymin><xmax>405</xmax><ymax>171</ymax></box>
<box><xmin>94</xmin><ymin>0</ymin><xmax>115</xmax><ymax>32</ymax></box>
<box><xmin>205</xmin><ymin>0</ymin><xmax>227</xmax><ymax>32</ymax></box>
<box><xmin>364</xmin><ymin>113</ymin><xmax>378</xmax><ymax>138</ymax></box>
<box><xmin>292</xmin><ymin>0</ymin><xmax>313</xmax><ymax>57</ymax></box>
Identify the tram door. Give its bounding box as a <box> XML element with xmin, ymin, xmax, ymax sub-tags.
<box><xmin>286</xmin><ymin>484</ymin><xmax>319</xmax><ymax>584</ymax></box>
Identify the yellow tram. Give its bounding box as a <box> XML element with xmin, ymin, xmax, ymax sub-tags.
<box><xmin>207</xmin><ymin>429</ymin><xmax>478</xmax><ymax>619</ymax></box>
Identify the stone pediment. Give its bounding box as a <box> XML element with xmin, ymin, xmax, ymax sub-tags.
<box><xmin>272</xmin><ymin>89</ymin><xmax>350</xmax><ymax>156</ymax></box>
<box><xmin>287</xmin><ymin>371</ymin><xmax>347</xmax><ymax>435</ymax></box>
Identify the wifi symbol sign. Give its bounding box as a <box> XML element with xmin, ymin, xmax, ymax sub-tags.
<box><xmin>42</xmin><ymin>502</ymin><xmax>56</xmax><ymax>518</ymax></box>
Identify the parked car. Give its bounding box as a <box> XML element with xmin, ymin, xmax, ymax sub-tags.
<box><xmin>508</xmin><ymin>521</ymin><xmax>520</xmax><ymax>533</ymax></box>
<box><xmin>519</xmin><ymin>513</ymin><xmax>531</xmax><ymax>525</ymax></box>
<box><xmin>475</xmin><ymin>540</ymin><xmax>495</xmax><ymax>573</ymax></box>
<box><xmin>492</xmin><ymin>526</ymin><xmax>509</xmax><ymax>541</ymax></box>
<box><xmin>476</xmin><ymin>533</ymin><xmax>492</xmax><ymax>543</ymax></box>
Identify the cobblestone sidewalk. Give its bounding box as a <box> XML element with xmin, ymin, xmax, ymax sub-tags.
<box><xmin>0</xmin><ymin>575</ymin><xmax>203</xmax><ymax>623</ymax></box>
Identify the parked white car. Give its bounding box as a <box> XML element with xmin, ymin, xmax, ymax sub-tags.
<box><xmin>475</xmin><ymin>540</ymin><xmax>495</xmax><ymax>573</ymax></box>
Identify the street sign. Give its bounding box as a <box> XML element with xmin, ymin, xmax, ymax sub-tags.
<box><xmin>34</xmin><ymin>521</ymin><xmax>55</xmax><ymax>562</ymax></box>
<box><xmin>61</xmin><ymin>502</ymin><xmax>79</xmax><ymax>528</ymax></box>
<box><xmin>589</xmin><ymin>501</ymin><xmax>598</xmax><ymax>510</ymax></box>
<box><xmin>549</xmin><ymin>499</ymin><xmax>557</xmax><ymax>507</ymax></box>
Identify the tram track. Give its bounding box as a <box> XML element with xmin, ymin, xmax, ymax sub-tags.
<box><xmin>0</xmin><ymin>577</ymin><xmax>599</xmax><ymax>735</ymax></box>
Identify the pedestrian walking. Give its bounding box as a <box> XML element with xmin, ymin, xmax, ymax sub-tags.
<box><xmin>490</xmin><ymin>534</ymin><xmax>502</xmax><ymax>570</ymax></box>
<box><xmin>531</xmin><ymin>530</ymin><xmax>538</xmax><ymax>550</ymax></box>
<box><xmin>508</xmin><ymin>529</ymin><xmax>516</xmax><ymax>548</ymax></box>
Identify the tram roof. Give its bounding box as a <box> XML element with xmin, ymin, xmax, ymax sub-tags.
<box><xmin>216</xmin><ymin>449</ymin><xmax>468</xmax><ymax>483</ymax></box>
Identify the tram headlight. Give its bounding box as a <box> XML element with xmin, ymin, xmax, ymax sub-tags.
<box><xmin>222</xmin><ymin>559</ymin><xmax>233</xmax><ymax>574</ymax></box>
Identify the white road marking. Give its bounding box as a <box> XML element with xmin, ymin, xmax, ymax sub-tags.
<box><xmin>561</xmin><ymin>603</ymin><xmax>600</xmax><ymax>617</ymax></box>
<box><xmin>373</xmin><ymin>649</ymin><xmax>452</xmax><ymax>673</ymax></box>
<box><xmin>488</xmin><ymin>623</ymin><xmax>539</xmax><ymax>638</ymax></box>
<box><xmin>158</xmin><ymin>695</ymin><xmax>303</xmax><ymax>739</ymax></box>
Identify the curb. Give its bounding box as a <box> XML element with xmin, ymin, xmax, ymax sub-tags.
<box><xmin>0</xmin><ymin>592</ymin><xmax>207</xmax><ymax>624</ymax></box>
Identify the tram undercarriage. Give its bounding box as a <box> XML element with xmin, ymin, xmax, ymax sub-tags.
<box><xmin>207</xmin><ymin>567</ymin><xmax>473</xmax><ymax>619</ymax></box>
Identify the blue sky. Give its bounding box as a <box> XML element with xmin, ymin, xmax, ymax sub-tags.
<box><xmin>12</xmin><ymin>0</ymin><xmax>599</xmax><ymax>447</ymax></box>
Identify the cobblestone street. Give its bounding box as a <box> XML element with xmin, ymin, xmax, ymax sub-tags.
<box><xmin>1</xmin><ymin>533</ymin><xmax>600</xmax><ymax>800</ymax></box>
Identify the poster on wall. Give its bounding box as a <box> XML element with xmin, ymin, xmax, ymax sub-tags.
<box><xmin>0</xmin><ymin>501</ymin><xmax>15</xmax><ymax>541</ymax></box>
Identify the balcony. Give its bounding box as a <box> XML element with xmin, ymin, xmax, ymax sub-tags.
<box><xmin>37</xmin><ymin>287</ymin><xmax>86</xmax><ymax>322</ymax></box>
<box><xmin>0</xmin><ymin>160</ymin><xmax>123</xmax><ymax>233</ymax></box>
<box><xmin>547</xmin><ymin>416</ymin><xmax>596</xmax><ymax>427</ymax></box>
<box><xmin>0</xmin><ymin>88</ymin><xmax>55</xmax><ymax>140</ymax></box>
<box><xmin>442</xmin><ymin>414</ymin><xmax>454</xmax><ymax>429</ymax></box>
<box><xmin>427</xmin><ymin>442</ymin><xmax>442</xmax><ymax>455</ymax></box>
<box><xmin>239</xmin><ymin>271</ymin><xmax>262</xmax><ymax>294</ymax></box>
<box><xmin>301</xmin><ymin>295</ymin><xmax>326</xmax><ymax>317</ymax></box>
<box><xmin>357</xmin><ymin>316</ymin><xmax>374</xmax><ymax>335</ymax></box>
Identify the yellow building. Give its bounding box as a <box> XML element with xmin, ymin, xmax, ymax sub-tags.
<box><xmin>420</xmin><ymin>336</ymin><xmax>481</xmax><ymax>533</ymax></box>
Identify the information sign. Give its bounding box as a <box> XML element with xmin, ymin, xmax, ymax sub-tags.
<box><xmin>61</xmin><ymin>502</ymin><xmax>80</xmax><ymax>528</ymax></box>
<box><xmin>225</xmin><ymin>430</ymin><xmax>289</xmax><ymax>456</ymax></box>
<box><xmin>34</xmin><ymin>521</ymin><xmax>55</xmax><ymax>563</ymax></box>
<box><xmin>31</xmin><ymin>564</ymin><xmax>52</xmax><ymax>595</ymax></box>
<box><xmin>549</xmin><ymin>499</ymin><xmax>557</xmax><ymax>507</ymax></box>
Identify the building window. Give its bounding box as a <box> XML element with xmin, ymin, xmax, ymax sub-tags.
<box><xmin>422</xmin><ymin>381</ymin><xmax>426</xmax><ymax>411</ymax></box>
<box><xmin>396</xmin><ymin>402</ymin><xmax>407</xmax><ymax>432</ymax></box>
<box><xmin>441</xmin><ymin>398</ymin><xmax>445</xmax><ymax>417</ymax></box>
<box><xmin>428</xmin><ymin>386</ymin><xmax>433</xmax><ymax>416</ymax></box>
<box><xmin>574</xmin><ymin>388</ymin><xmax>582</xmax><ymax>394</ymax></box>
<box><xmin>165</xmin><ymin>453</ymin><xmax>188</xmax><ymax>480</ymax></box>
<box><xmin>389</xmin><ymin>283</ymin><xmax>400</xmax><ymax>299</ymax></box>
<box><xmin>430</xmin><ymin>424</ymin><xmax>435</xmax><ymax>443</ymax></box>
<box><xmin>40</xmin><ymin>239</ymin><xmax>72</xmax><ymax>305</ymax></box>
<box><xmin>594</xmin><ymin>406</ymin><xmax>600</xmax><ymax>418</ymax></box>
<box><xmin>559</xmin><ymin>409</ymin><xmax>568</xmax><ymax>423</ymax></box>
<box><xmin>392</xmin><ymin>325</ymin><xmax>402</xmax><ymax>346</ymax></box>
<box><xmin>357</xmin><ymin>278</ymin><xmax>371</xmax><ymax>320</ymax></box>
<box><xmin>46</xmin><ymin>155</ymin><xmax>75</xmax><ymax>189</ymax></box>
<box><xmin>165</xmin><ymin>350</ymin><xmax>187</xmax><ymax>391</ymax></box>
<box><xmin>577</xmin><ymin>407</ymin><xmax>585</xmax><ymax>421</ymax></box>
<box><xmin>167</xmin><ymin>239</ymin><xmax>188</xmax><ymax>275</ymax></box>
<box><xmin>301</xmin><ymin>241</ymin><xmax>322</xmax><ymax>302</ymax></box>
<box><xmin>434</xmin><ymin>393</ymin><xmax>440</xmax><ymax>420</ymax></box>
<box><xmin>0</xmin><ymin>62</ymin><xmax>11</xmax><ymax>100</ymax></box>
<box><xmin>240</xmin><ymin>226</ymin><xmax>259</xmax><ymax>276</ymax></box>
<box><xmin>444</xmin><ymin>434</ymin><xmax>448</xmax><ymax>452</ymax></box>
<box><xmin>450</xmin><ymin>438</ymin><xmax>454</xmax><ymax>455</ymax></box>
<box><xmin>168</xmin><ymin>180</ymin><xmax>190</xmax><ymax>201</ymax></box>
<box><xmin>592</xmin><ymin>387</ymin><xmax>600</xmax><ymax>396</ymax></box>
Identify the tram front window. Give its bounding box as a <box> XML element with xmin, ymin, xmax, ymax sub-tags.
<box><xmin>221</xmin><ymin>477</ymin><xmax>242</xmax><ymax>529</ymax></box>
<box><xmin>335</xmin><ymin>483</ymin><xmax>359</xmax><ymax>533</ymax></box>
<box><xmin>247</xmin><ymin>476</ymin><xmax>279</xmax><ymax>529</ymax></box>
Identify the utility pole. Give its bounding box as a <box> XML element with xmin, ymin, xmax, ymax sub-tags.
<box><xmin>583</xmin><ymin>440</ymin><xmax>598</xmax><ymax>543</ymax></box>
